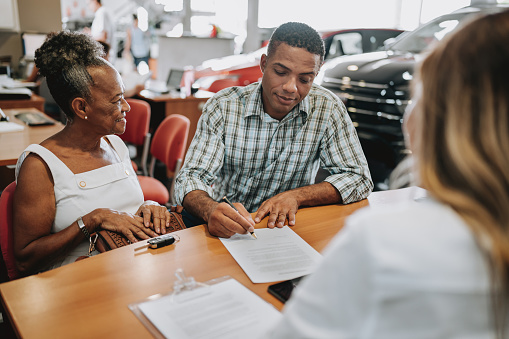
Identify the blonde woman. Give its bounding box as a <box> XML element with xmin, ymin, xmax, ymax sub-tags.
<box><xmin>267</xmin><ymin>10</ymin><xmax>509</xmax><ymax>338</ymax></box>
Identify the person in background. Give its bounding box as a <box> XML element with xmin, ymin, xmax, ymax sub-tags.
<box><xmin>267</xmin><ymin>10</ymin><xmax>509</xmax><ymax>338</ymax></box>
<box><xmin>98</xmin><ymin>40</ymin><xmax>144</xmax><ymax>98</ymax></box>
<box><xmin>12</xmin><ymin>31</ymin><xmax>171</xmax><ymax>276</ymax></box>
<box><xmin>175</xmin><ymin>22</ymin><xmax>372</xmax><ymax>237</ymax></box>
<box><xmin>124</xmin><ymin>14</ymin><xmax>151</xmax><ymax>69</ymax></box>
<box><xmin>84</xmin><ymin>0</ymin><xmax>115</xmax><ymax>62</ymax></box>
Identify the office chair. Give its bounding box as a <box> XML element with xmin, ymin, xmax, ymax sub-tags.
<box><xmin>207</xmin><ymin>78</ymin><xmax>239</xmax><ymax>93</ymax></box>
<box><xmin>0</xmin><ymin>182</ymin><xmax>20</xmax><ymax>281</ymax></box>
<box><xmin>137</xmin><ymin>114</ymin><xmax>190</xmax><ymax>205</ymax></box>
<box><xmin>120</xmin><ymin>98</ymin><xmax>152</xmax><ymax>176</ymax></box>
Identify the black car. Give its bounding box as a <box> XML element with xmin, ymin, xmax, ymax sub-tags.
<box><xmin>317</xmin><ymin>4</ymin><xmax>509</xmax><ymax>190</ymax></box>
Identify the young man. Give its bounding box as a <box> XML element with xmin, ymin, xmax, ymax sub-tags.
<box><xmin>175</xmin><ymin>22</ymin><xmax>373</xmax><ymax>238</ymax></box>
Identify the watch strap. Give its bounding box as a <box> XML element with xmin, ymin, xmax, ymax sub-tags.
<box><xmin>77</xmin><ymin>217</ymin><xmax>91</xmax><ymax>238</ymax></box>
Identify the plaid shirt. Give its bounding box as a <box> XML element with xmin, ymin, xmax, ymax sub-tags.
<box><xmin>175</xmin><ymin>82</ymin><xmax>373</xmax><ymax>212</ymax></box>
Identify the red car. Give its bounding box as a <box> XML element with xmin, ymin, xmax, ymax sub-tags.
<box><xmin>185</xmin><ymin>28</ymin><xmax>405</xmax><ymax>93</ymax></box>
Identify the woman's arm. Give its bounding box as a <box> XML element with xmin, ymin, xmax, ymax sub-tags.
<box><xmin>13</xmin><ymin>154</ymin><xmax>85</xmax><ymax>274</ymax></box>
<box><xmin>13</xmin><ymin>154</ymin><xmax>159</xmax><ymax>275</ymax></box>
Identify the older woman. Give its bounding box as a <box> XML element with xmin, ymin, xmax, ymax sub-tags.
<box><xmin>13</xmin><ymin>31</ymin><xmax>170</xmax><ymax>275</ymax></box>
<box><xmin>267</xmin><ymin>10</ymin><xmax>509</xmax><ymax>338</ymax></box>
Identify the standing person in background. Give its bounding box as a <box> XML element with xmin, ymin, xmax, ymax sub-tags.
<box><xmin>124</xmin><ymin>14</ymin><xmax>151</xmax><ymax>69</ymax></box>
<box><xmin>85</xmin><ymin>0</ymin><xmax>116</xmax><ymax>63</ymax></box>
<box><xmin>267</xmin><ymin>10</ymin><xmax>509</xmax><ymax>338</ymax></box>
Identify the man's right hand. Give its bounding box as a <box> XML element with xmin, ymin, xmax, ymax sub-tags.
<box><xmin>207</xmin><ymin>201</ymin><xmax>255</xmax><ymax>238</ymax></box>
<box><xmin>182</xmin><ymin>190</ymin><xmax>255</xmax><ymax>238</ymax></box>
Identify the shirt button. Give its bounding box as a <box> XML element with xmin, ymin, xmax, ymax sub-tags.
<box><xmin>79</xmin><ymin>181</ymin><xmax>86</xmax><ymax>188</ymax></box>
<box><xmin>125</xmin><ymin>169</ymin><xmax>129</xmax><ymax>176</ymax></box>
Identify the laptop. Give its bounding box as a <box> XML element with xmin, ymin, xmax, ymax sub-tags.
<box><xmin>145</xmin><ymin>68</ymin><xmax>184</xmax><ymax>94</ymax></box>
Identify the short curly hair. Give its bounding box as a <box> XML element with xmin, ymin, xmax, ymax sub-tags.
<box><xmin>35</xmin><ymin>30</ymin><xmax>108</xmax><ymax>122</ymax></box>
<box><xmin>267</xmin><ymin>22</ymin><xmax>324</xmax><ymax>63</ymax></box>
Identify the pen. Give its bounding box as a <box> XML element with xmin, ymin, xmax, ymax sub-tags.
<box><xmin>221</xmin><ymin>196</ymin><xmax>257</xmax><ymax>239</ymax></box>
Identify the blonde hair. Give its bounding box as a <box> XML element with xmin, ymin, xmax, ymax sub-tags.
<box><xmin>412</xmin><ymin>10</ymin><xmax>509</xmax><ymax>336</ymax></box>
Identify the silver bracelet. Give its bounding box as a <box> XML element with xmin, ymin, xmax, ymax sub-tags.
<box><xmin>76</xmin><ymin>216</ymin><xmax>91</xmax><ymax>238</ymax></box>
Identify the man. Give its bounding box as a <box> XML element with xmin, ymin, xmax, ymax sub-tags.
<box><xmin>175</xmin><ymin>22</ymin><xmax>373</xmax><ymax>238</ymax></box>
<box><xmin>86</xmin><ymin>0</ymin><xmax>115</xmax><ymax>61</ymax></box>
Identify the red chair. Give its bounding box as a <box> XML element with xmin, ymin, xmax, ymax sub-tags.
<box><xmin>207</xmin><ymin>78</ymin><xmax>239</xmax><ymax>93</ymax></box>
<box><xmin>0</xmin><ymin>182</ymin><xmax>20</xmax><ymax>281</ymax></box>
<box><xmin>120</xmin><ymin>98</ymin><xmax>152</xmax><ymax>176</ymax></box>
<box><xmin>137</xmin><ymin>115</ymin><xmax>190</xmax><ymax>205</ymax></box>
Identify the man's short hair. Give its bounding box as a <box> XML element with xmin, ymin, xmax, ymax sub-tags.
<box><xmin>267</xmin><ymin>22</ymin><xmax>325</xmax><ymax>63</ymax></box>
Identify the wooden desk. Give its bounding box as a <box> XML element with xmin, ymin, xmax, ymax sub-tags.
<box><xmin>0</xmin><ymin>108</ymin><xmax>64</xmax><ymax>167</ymax></box>
<box><xmin>137</xmin><ymin>90</ymin><xmax>213</xmax><ymax>154</ymax></box>
<box><xmin>0</xmin><ymin>94</ymin><xmax>45</xmax><ymax>112</ymax></box>
<box><xmin>0</xmin><ymin>187</ymin><xmax>424</xmax><ymax>339</ymax></box>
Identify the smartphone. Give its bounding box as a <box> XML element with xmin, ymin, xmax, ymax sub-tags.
<box><xmin>267</xmin><ymin>276</ymin><xmax>305</xmax><ymax>303</ymax></box>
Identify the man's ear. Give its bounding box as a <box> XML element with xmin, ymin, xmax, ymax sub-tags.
<box><xmin>71</xmin><ymin>97</ymin><xmax>88</xmax><ymax>121</ymax></box>
<box><xmin>260</xmin><ymin>54</ymin><xmax>267</xmax><ymax>74</ymax></box>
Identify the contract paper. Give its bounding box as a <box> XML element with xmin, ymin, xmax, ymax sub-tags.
<box><xmin>220</xmin><ymin>226</ymin><xmax>322</xmax><ymax>283</ymax></box>
<box><xmin>136</xmin><ymin>278</ymin><xmax>281</xmax><ymax>339</ymax></box>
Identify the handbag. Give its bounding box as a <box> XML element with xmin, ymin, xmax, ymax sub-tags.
<box><xmin>95</xmin><ymin>205</ymin><xmax>186</xmax><ymax>252</ymax></box>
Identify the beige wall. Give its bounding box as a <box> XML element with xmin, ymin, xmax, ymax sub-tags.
<box><xmin>18</xmin><ymin>0</ymin><xmax>62</xmax><ymax>33</ymax></box>
<box><xmin>0</xmin><ymin>0</ymin><xmax>62</xmax><ymax>73</ymax></box>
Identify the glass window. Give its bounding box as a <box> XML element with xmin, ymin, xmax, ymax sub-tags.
<box><xmin>328</xmin><ymin>32</ymin><xmax>362</xmax><ymax>59</ymax></box>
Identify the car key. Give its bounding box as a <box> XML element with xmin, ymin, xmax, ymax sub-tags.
<box><xmin>148</xmin><ymin>234</ymin><xmax>176</xmax><ymax>249</ymax></box>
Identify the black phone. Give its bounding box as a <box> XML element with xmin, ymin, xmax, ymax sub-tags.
<box><xmin>267</xmin><ymin>276</ymin><xmax>305</xmax><ymax>303</ymax></box>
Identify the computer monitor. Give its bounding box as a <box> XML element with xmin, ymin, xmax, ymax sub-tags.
<box><xmin>166</xmin><ymin>68</ymin><xmax>184</xmax><ymax>91</ymax></box>
<box><xmin>21</xmin><ymin>33</ymin><xmax>47</xmax><ymax>60</ymax></box>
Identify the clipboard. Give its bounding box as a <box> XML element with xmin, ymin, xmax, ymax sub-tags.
<box><xmin>129</xmin><ymin>269</ymin><xmax>281</xmax><ymax>339</ymax></box>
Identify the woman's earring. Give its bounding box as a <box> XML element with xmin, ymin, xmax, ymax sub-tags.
<box><xmin>84</xmin><ymin>116</ymin><xmax>88</xmax><ymax>120</ymax></box>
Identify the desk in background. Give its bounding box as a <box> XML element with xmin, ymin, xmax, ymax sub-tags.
<box><xmin>0</xmin><ymin>94</ymin><xmax>45</xmax><ymax>112</ymax></box>
<box><xmin>137</xmin><ymin>90</ymin><xmax>213</xmax><ymax>155</ymax></box>
<box><xmin>0</xmin><ymin>187</ymin><xmax>425</xmax><ymax>339</ymax></box>
<box><xmin>0</xmin><ymin>108</ymin><xmax>63</xmax><ymax>190</ymax></box>
<box><xmin>0</xmin><ymin>108</ymin><xmax>63</xmax><ymax>167</ymax></box>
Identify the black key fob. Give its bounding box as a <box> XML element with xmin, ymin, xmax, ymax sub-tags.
<box><xmin>148</xmin><ymin>234</ymin><xmax>175</xmax><ymax>249</ymax></box>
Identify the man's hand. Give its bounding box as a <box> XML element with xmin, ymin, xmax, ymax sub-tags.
<box><xmin>254</xmin><ymin>191</ymin><xmax>298</xmax><ymax>228</ymax></box>
<box><xmin>207</xmin><ymin>202</ymin><xmax>255</xmax><ymax>238</ymax></box>
<box><xmin>254</xmin><ymin>182</ymin><xmax>343</xmax><ymax>228</ymax></box>
<box><xmin>182</xmin><ymin>190</ymin><xmax>255</xmax><ymax>238</ymax></box>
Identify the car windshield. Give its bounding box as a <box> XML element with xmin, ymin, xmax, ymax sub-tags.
<box><xmin>389</xmin><ymin>12</ymin><xmax>468</xmax><ymax>54</ymax></box>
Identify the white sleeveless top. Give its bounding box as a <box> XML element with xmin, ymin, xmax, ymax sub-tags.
<box><xmin>16</xmin><ymin>135</ymin><xmax>144</xmax><ymax>269</ymax></box>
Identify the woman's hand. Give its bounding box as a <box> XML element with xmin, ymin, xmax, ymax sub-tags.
<box><xmin>94</xmin><ymin>208</ymin><xmax>159</xmax><ymax>243</ymax></box>
<box><xmin>136</xmin><ymin>201</ymin><xmax>172</xmax><ymax>234</ymax></box>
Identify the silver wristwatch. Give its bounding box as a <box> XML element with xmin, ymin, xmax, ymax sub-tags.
<box><xmin>77</xmin><ymin>216</ymin><xmax>90</xmax><ymax>238</ymax></box>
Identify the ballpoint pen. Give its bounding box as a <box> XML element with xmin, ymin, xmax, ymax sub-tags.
<box><xmin>221</xmin><ymin>196</ymin><xmax>257</xmax><ymax>239</ymax></box>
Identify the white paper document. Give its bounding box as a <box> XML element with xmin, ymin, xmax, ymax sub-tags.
<box><xmin>220</xmin><ymin>226</ymin><xmax>322</xmax><ymax>283</ymax></box>
<box><xmin>0</xmin><ymin>121</ymin><xmax>24</xmax><ymax>133</ymax></box>
<box><xmin>136</xmin><ymin>278</ymin><xmax>281</xmax><ymax>339</ymax></box>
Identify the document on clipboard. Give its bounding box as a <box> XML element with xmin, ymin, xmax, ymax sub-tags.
<box><xmin>220</xmin><ymin>226</ymin><xmax>322</xmax><ymax>283</ymax></box>
<box><xmin>129</xmin><ymin>271</ymin><xmax>281</xmax><ymax>339</ymax></box>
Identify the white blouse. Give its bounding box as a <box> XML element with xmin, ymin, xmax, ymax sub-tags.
<box><xmin>16</xmin><ymin>135</ymin><xmax>144</xmax><ymax>268</ymax></box>
<box><xmin>267</xmin><ymin>194</ymin><xmax>496</xmax><ymax>338</ymax></box>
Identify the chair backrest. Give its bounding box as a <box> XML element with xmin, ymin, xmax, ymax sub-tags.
<box><xmin>207</xmin><ymin>78</ymin><xmax>239</xmax><ymax>93</ymax></box>
<box><xmin>0</xmin><ymin>182</ymin><xmax>20</xmax><ymax>281</ymax></box>
<box><xmin>122</xmin><ymin>98</ymin><xmax>152</xmax><ymax>176</ymax></box>
<box><xmin>150</xmin><ymin>114</ymin><xmax>190</xmax><ymax>174</ymax></box>
<box><xmin>121</xmin><ymin>98</ymin><xmax>151</xmax><ymax>146</ymax></box>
